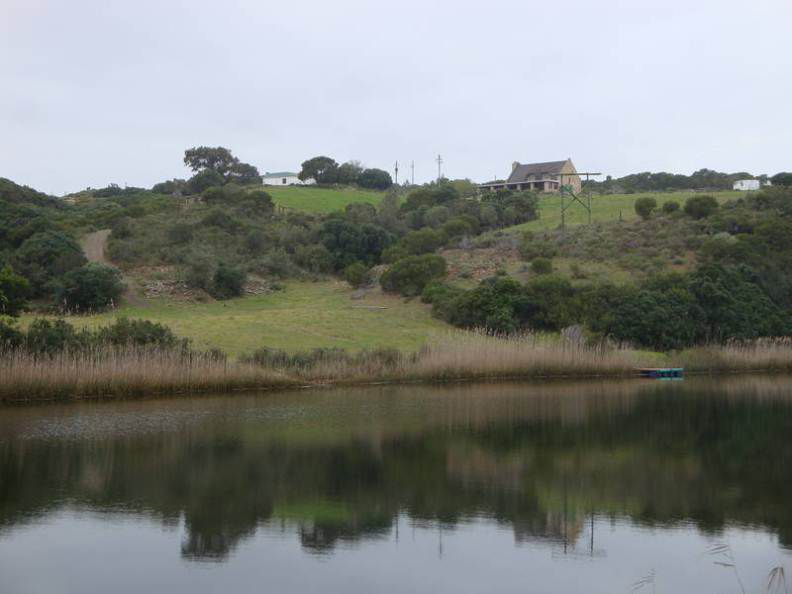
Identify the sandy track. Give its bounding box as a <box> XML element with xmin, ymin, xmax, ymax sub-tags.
<box><xmin>80</xmin><ymin>229</ymin><xmax>147</xmax><ymax>308</ymax></box>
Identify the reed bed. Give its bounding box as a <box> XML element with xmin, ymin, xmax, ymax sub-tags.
<box><xmin>677</xmin><ymin>338</ymin><xmax>792</xmax><ymax>373</ymax></box>
<box><xmin>250</xmin><ymin>330</ymin><xmax>643</xmax><ymax>384</ymax></box>
<box><xmin>0</xmin><ymin>347</ymin><xmax>297</xmax><ymax>402</ymax></box>
<box><xmin>7</xmin><ymin>332</ymin><xmax>792</xmax><ymax>402</ymax></box>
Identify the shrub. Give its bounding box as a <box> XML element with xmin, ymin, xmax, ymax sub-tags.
<box><xmin>441</xmin><ymin>217</ymin><xmax>476</xmax><ymax>238</ymax></box>
<box><xmin>167</xmin><ymin>223</ymin><xmax>194</xmax><ymax>244</ymax></box>
<box><xmin>662</xmin><ymin>200</ymin><xmax>680</xmax><ymax>214</ymax></box>
<box><xmin>424</xmin><ymin>206</ymin><xmax>451</xmax><ymax>228</ymax></box>
<box><xmin>380</xmin><ymin>254</ymin><xmax>447</xmax><ymax>297</ymax></box>
<box><xmin>187</xmin><ymin>170</ymin><xmax>224</xmax><ymax>194</ymax></box>
<box><xmin>211</xmin><ymin>262</ymin><xmax>246</xmax><ymax>299</ymax></box>
<box><xmin>634</xmin><ymin>196</ymin><xmax>657</xmax><ymax>220</ymax></box>
<box><xmin>244</xmin><ymin>229</ymin><xmax>267</xmax><ymax>253</ymax></box>
<box><xmin>344</xmin><ymin>262</ymin><xmax>370</xmax><ymax>288</ymax></box>
<box><xmin>241</xmin><ymin>190</ymin><xmax>274</xmax><ymax>214</ymax></box>
<box><xmin>201</xmin><ymin>209</ymin><xmax>240</xmax><ymax>232</ymax></box>
<box><xmin>201</xmin><ymin>186</ymin><xmax>226</xmax><ymax>203</ymax></box>
<box><xmin>54</xmin><ymin>263</ymin><xmax>125</xmax><ymax>311</ymax></box>
<box><xmin>381</xmin><ymin>244</ymin><xmax>409</xmax><ymax>264</ymax></box>
<box><xmin>0</xmin><ymin>318</ymin><xmax>23</xmax><ymax>351</ymax></box>
<box><xmin>96</xmin><ymin>317</ymin><xmax>186</xmax><ymax>350</ymax></box>
<box><xmin>181</xmin><ymin>253</ymin><xmax>215</xmax><ymax>291</ymax></box>
<box><xmin>0</xmin><ymin>266</ymin><xmax>31</xmax><ymax>316</ymax></box>
<box><xmin>294</xmin><ymin>245</ymin><xmax>334</xmax><ymax>274</ymax></box>
<box><xmin>24</xmin><ymin>319</ymin><xmax>90</xmax><ymax>355</ymax></box>
<box><xmin>531</xmin><ymin>257</ymin><xmax>553</xmax><ymax>275</ymax></box>
<box><xmin>401</xmin><ymin>227</ymin><xmax>447</xmax><ymax>255</ymax></box>
<box><xmin>684</xmin><ymin>195</ymin><xmax>719</xmax><ymax>219</ymax></box>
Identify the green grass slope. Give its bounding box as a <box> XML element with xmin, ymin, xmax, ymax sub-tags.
<box><xmin>266</xmin><ymin>186</ymin><xmax>384</xmax><ymax>213</ymax></box>
<box><xmin>508</xmin><ymin>190</ymin><xmax>741</xmax><ymax>233</ymax></box>
<box><xmin>23</xmin><ymin>281</ymin><xmax>450</xmax><ymax>356</ymax></box>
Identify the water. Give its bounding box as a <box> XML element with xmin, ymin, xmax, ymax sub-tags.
<box><xmin>2</xmin><ymin>377</ymin><xmax>792</xmax><ymax>593</ymax></box>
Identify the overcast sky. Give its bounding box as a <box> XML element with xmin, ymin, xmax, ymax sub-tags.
<box><xmin>1</xmin><ymin>0</ymin><xmax>790</xmax><ymax>195</ymax></box>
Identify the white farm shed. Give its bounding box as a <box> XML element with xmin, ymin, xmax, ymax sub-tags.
<box><xmin>733</xmin><ymin>179</ymin><xmax>761</xmax><ymax>191</ymax></box>
<box><xmin>262</xmin><ymin>172</ymin><xmax>315</xmax><ymax>186</ymax></box>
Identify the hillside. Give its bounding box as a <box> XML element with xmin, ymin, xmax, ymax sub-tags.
<box><xmin>266</xmin><ymin>185</ymin><xmax>385</xmax><ymax>213</ymax></box>
<box><xmin>502</xmin><ymin>190</ymin><xmax>740</xmax><ymax>233</ymax></box>
<box><xmin>21</xmin><ymin>281</ymin><xmax>449</xmax><ymax>356</ymax></box>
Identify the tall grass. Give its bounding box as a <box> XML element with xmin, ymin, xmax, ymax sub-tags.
<box><xmin>0</xmin><ymin>347</ymin><xmax>296</xmax><ymax>402</ymax></box>
<box><xmin>677</xmin><ymin>338</ymin><xmax>792</xmax><ymax>373</ymax></box>
<box><xmin>7</xmin><ymin>333</ymin><xmax>792</xmax><ymax>402</ymax></box>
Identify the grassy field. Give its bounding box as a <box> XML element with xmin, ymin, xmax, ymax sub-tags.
<box><xmin>265</xmin><ymin>186</ymin><xmax>385</xmax><ymax>213</ymax></box>
<box><xmin>22</xmin><ymin>282</ymin><xmax>449</xmax><ymax>356</ymax></box>
<box><xmin>507</xmin><ymin>190</ymin><xmax>742</xmax><ymax>233</ymax></box>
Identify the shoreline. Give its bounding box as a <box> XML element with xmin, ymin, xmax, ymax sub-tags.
<box><xmin>5</xmin><ymin>348</ymin><xmax>792</xmax><ymax>405</ymax></box>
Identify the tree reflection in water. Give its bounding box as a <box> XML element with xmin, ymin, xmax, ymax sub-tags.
<box><xmin>1</xmin><ymin>376</ymin><xmax>792</xmax><ymax>561</ymax></box>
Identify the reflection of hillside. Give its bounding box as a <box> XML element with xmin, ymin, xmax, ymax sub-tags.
<box><xmin>1</xmin><ymin>377</ymin><xmax>792</xmax><ymax>560</ymax></box>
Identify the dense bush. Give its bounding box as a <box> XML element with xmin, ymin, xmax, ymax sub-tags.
<box><xmin>380</xmin><ymin>254</ymin><xmax>447</xmax><ymax>297</ymax></box>
<box><xmin>344</xmin><ymin>262</ymin><xmax>370</xmax><ymax>288</ymax></box>
<box><xmin>531</xmin><ymin>257</ymin><xmax>553</xmax><ymax>275</ymax></box>
<box><xmin>684</xmin><ymin>194</ymin><xmax>719</xmax><ymax>219</ymax></box>
<box><xmin>13</xmin><ymin>231</ymin><xmax>87</xmax><ymax>296</ymax></box>
<box><xmin>211</xmin><ymin>262</ymin><xmax>246</xmax><ymax>299</ymax></box>
<box><xmin>661</xmin><ymin>200</ymin><xmax>680</xmax><ymax>214</ymax></box>
<box><xmin>634</xmin><ymin>197</ymin><xmax>657</xmax><ymax>220</ymax></box>
<box><xmin>319</xmin><ymin>219</ymin><xmax>392</xmax><ymax>269</ymax></box>
<box><xmin>357</xmin><ymin>168</ymin><xmax>393</xmax><ymax>190</ymax></box>
<box><xmin>54</xmin><ymin>263</ymin><xmax>125</xmax><ymax>311</ymax></box>
<box><xmin>0</xmin><ymin>266</ymin><xmax>31</xmax><ymax>316</ymax></box>
<box><xmin>401</xmin><ymin>227</ymin><xmax>447</xmax><ymax>255</ymax></box>
<box><xmin>0</xmin><ymin>317</ymin><xmax>188</xmax><ymax>355</ymax></box>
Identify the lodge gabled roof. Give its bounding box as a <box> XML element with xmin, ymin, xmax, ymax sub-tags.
<box><xmin>507</xmin><ymin>160</ymin><xmax>569</xmax><ymax>183</ymax></box>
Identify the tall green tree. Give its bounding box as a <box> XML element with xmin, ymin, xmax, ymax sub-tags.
<box><xmin>184</xmin><ymin>147</ymin><xmax>238</xmax><ymax>176</ymax></box>
<box><xmin>299</xmin><ymin>156</ymin><xmax>339</xmax><ymax>184</ymax></box>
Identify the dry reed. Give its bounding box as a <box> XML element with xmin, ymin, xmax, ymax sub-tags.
<box><xmin>6</xmin><ymin>332</ymin><xmax>792</xmax><ymax>403</ymax></box>
<box><xmin>0</xmin><ymin>347</ymin><xmax>297</xmax><ymax>402</ymax></box>
<box><xmin>677</xmin><ymin>338</ymin><xmax>792</xmax><ymax>373</ymax></box>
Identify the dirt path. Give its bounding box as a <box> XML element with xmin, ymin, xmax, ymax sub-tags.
<box><xmin>80</xmin><ymin>229</ymin><xmax>147</xmax><ymax>308</ymax></box>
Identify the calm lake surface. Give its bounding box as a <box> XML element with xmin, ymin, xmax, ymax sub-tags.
<box><xmin>2</xmin><ymin>377</ymin><xmax>792</xmax><ymax>593</ymax></box>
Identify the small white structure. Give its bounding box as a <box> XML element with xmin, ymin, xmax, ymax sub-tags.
<box><xmin>733</xmin><ymin>179</ymin><xmax>761</xmax><ymax>191</ymax></box>
<box><xmin>262</xmin><ymin>171</ymin><xmax>315</xmax><ymax>186</ymax></box>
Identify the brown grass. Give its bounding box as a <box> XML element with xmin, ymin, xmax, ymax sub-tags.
<box><xmin>677</xmin><ymin>338</ymin><xmax>792</xmax><ymax>373</ymax></box>
<box><xmin>0</xmin><ymin>348</ymin><xmax>297</xmax><ymax>402</ymax></box>
<box><xmin>6</xmin><ymin>333</ymin><xmax>792</xmax><ymax>403</ymax></box>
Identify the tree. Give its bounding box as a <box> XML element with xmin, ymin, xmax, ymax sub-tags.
<box><xmin>634</xmin><ymin>196</ymin><xmax>657</xmax><ymax>220</ymax></box>
<box><xmin>187</xmin><ymin>169</ymin><xmax>224</xmax><ymax>194</ymax></box>
<box><xmin>227</xmin><ymin>162</ymin><xmax>262</xmax><ymax>185</ymax></box>
<box><xmin>0</xmin><ymin>266</ymin><xmax>30</xmax><ymax>316</ymax></box>
<box><xmin>337</xmin><ymin>161</ymin><xmax>363</xmax><ymax>185</ymax></box>
<box><xmin>299</xmin><ymin>156</ymin><xmax>339</xmax><ymax>184</ymax></box>
<box><xmin>684</xmin><ymin>195</ymin><xmax>719</xmax><ymax>219</ymax></box>
<box><xmin>54</xmin><ymin>263</ymin><xmax>125</xmax><ymax>312</ymax></box>
<box><xmin>380</xmin><ymin>254</ymin><xmax>447</xmax><ymax>297</ymax></box>
<box><xmin>357</xmin><ymin>168</ymin><xmax>393</xmax><ymax>190</ymax></box>
<box><xmin>184</xmin><ymin>147</ymin><xmax>238</xmax><ymax>176</ymax></box>
<box><xmin>771</xmin><ymin>172</ymin><xmax>792</xmax><ymax>187</ymax></box>
<box><xmin>13</xmin><ymin>231</ymin><xmax>87</xmax><ymax>296</ymax></box>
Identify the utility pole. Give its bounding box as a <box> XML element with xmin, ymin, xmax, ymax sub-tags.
<box><xmin>394</xmin><ymin>161</ymin><xmax>399</xmax><ymax>185</ymax></box>
<box><xmin>436</xmin><ymin>154</ymin><xmax>443</xmax><ymax>181</ymax></box>
<box><xmin>411</xmin><ymin>160</ymin><xmax>415</xmax><ymax>185</ymax></box>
